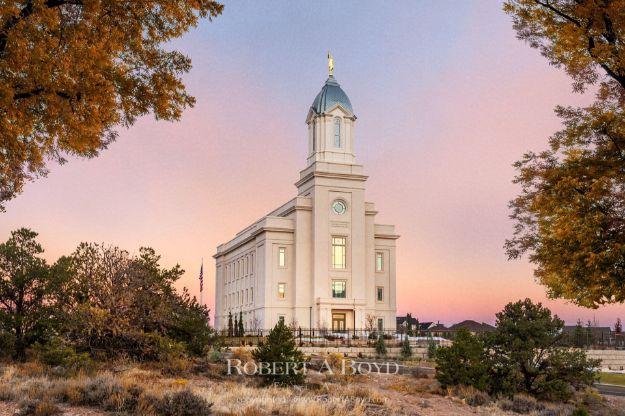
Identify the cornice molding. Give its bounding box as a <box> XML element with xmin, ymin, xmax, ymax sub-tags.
<box><xmin>374</xmin><ymin>233</ymin><xmax>400</xmax><ymax>240</ymax></box>
<box><xmin>214</xmin><ymin>225</ymin><xmax>294</xmax><ymax>258</ymax></box>
<box><xmin>295</xmin><ymin>169</ymin><xmax>368</xmax><ymax>188</ymax></box>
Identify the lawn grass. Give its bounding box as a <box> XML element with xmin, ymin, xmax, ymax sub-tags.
<box><xmin>599</xmin><ymin>372</ymin><xmax>625</xmax><ymax>386</ymax></box>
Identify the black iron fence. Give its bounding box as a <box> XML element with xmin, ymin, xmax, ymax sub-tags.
<box><xmin>558</xmin><ymin>331</ymin><xmax>625</xmax><ymax>350</ymax></box>
<box><xmin>216</xmin><ymin>327</ymin><xmax>448</xmax><ymax>348</ymax></box>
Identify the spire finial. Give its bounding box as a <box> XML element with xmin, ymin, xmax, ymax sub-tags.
<box><xmin>327</xmin><ymin>52</ymin><xmax>334</xmax><ymax>77</ymax></box>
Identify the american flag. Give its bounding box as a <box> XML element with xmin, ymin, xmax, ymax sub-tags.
<box><xmin>199</xmin><ymin>262</ymin><xmax>204</xmax><ymax>293</ymax></box>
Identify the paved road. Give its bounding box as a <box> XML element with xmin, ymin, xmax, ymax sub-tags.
<box><xmin>597</xmin><ymin>383</ymin><xmax>625</xmax><ymax>397</ymax></box>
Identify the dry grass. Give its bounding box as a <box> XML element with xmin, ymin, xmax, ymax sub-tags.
<box><xmin>387</xmin><ymin>377</ymin><xmax>439</xmax><ymax>395</ymax></box>
<box><xmin>196</xmin><ymin>381</ymin><xmax>367</xmax><ymax>416</ymax></box>
<box><xmin>231</xmin><ymin>347</ymin><xmax>253</xmax><ymax>363</ymax></box>
<box><xmin>2</xmin><ymin>361</ymin><xmax>624</xmax><ymax>416</ymax></box>
<box><xmin>0</xmin><ymin>364</ymin><xmax>372</xmax><ymax>416</ymax></box>
<box><xmin>455</xmin><ymin>385</ymin><xmax>490</xmax><ymax>406</ymax></box>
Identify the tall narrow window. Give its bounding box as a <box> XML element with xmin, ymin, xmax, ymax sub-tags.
<box><xmin>334</xmin><ymin>117</ymin><xmax>341</xmax><ymax>147</ymax></box>
<box><xmin>332</xmin><ymin>280</ymin><xmax>346</xmax><ymax>298</ymax></box>
<box><xmin>376</xmin><ymin>252</ymin><xmax>384</xmax><ymax>272</ymax></box>
<box><xmin>278</xmin><ymin>283</ymin><xmax>286</xmax><ymax>299</ymax></box>
<box><xmin>377</xmin><ymin>318</ymin><xmax>384</xmax><ymax>331</ymax></box>
<box><xmin>250</xmin><ymin>287</ymin><xmax>254</xmax><ymax>303</ymax></box>
<box><xmin>377</xmin><ymin>286</ymin><xmax>384</xmax><ymax>302</ymax></box>
<box><xmin>332</xmin><ymin>237</ymin><xmax>347</xmax><ymax>269</ymax></box>
<box><xmin>278</xmin><ymin>247</ymin><xmax>286</xmax><ymax>267</ymax></box>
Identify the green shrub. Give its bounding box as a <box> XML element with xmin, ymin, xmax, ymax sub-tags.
<box><xmin>374</xmin><ymin>335</ymin><xmax>387</xmax><ymax>357</ymax></box>
<box><xmin>435</xmin><ymin>329</ymin><xmax>489</xmax><ymax>391</ymax></box>
<box><xmin>572</xmin><ymin>404</ymin><xmax>589</xmax><ymax>416</ymax></box>
<box><xmin>427</xmin><ymin>342</ymin><xmax>438</xmax><ymax>359</ymax></box>
<box><xmin>498</xmin><ymin>394</ymin><xmax>543</xmax><ymax>414</ymax></box>
<box><xmin>207</xmin><ymin>349</ymin><xmax>223</xmax><ymax>362</ymax></box>
<box><xmin>155</xmin><ymin>390</ymin><xmax>213</xmax><ymax>416</ymax></box>
<box><xmin>33</xmin><ymin>337</ymin><xmax>94</xmax><ymax>373</ymax></box>
<box><xmin>487</xmin><ymin>299</ymin><xmax>600</xmax><ymax>400</ymax></box>
<box><xmin>0</xmin><ymin>330</ymin><xmax>15</xmax><ymax>359</ymax></box>
<box><xmin>435</xmin><ymin>300</ymin><xmax>600</xmax><ymax>403</ymax></box>
<box><xmin>400</xmin><ymin>336</ymin><xmax>412</xmax><ymax>359</ymax></box>
<box><xmin>252</xmin><ymin>320</ymin><xmax>305</xmax><ymax>386</ymax></box>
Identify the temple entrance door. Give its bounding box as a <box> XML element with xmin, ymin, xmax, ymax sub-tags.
<box><xmin>332</xmin><ymin>312</ymin><xmax>346</xmax><ymax>332</ymax></box>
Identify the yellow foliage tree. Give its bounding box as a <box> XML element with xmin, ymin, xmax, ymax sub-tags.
<box><xmin>0</xmin><ymin>0</ymin><xmax>223</xmax><ymax>209</ymax></box>
<box><xmin>504</xmin><ymin>1</ymin><xmax>625</xmax><ymax>307</ymax></box>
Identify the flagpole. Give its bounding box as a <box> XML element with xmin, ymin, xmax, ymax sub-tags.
<box><xmin>199</xmin><ymin>257</ymin><xmax>204</xmax><ymax>307</ymax></box>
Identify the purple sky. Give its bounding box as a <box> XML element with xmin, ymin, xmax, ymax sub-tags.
<box><xmin>1</xmin><ymin>1</ymin><xmax>623</xmax><ymax>326</ymax></box>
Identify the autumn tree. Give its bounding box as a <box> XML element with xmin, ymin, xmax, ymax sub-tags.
<box><xmin>56</xmin><ymin>242</ymin><xmax>212</xmax><ymax>359</ymax></box>
<box><xmin>0</xmin><ymin>229</ymin><xmax>60</xmax><ymax>360</ymax></box>
<box><xmin>0</xmin><ymin>0</ymin><xmax>223</xmax><ymax>210</ymax></box>
<box><xmin>504</xmin><ymin>0</ymin><xmax>625</xmax><ymax>307</ymax></box>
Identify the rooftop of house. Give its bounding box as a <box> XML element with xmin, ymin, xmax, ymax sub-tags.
<box><xmin>448</xmin><ymin>320</ymin><xmax>495</xmax><ymax>332</ymax></box>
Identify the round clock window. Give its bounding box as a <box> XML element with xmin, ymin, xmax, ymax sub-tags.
<box><xmin>332</xmin><ymin>200</ymin><xmax>347</xmax><ymax>215</ymax></box>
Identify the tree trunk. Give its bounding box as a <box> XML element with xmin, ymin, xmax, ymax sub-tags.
<box><xmin>13</xmin><ymin>324</ymin><xmax>25</xmax><ymax>362</ymax></box>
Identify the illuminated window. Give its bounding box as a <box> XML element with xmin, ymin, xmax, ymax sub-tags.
<box><xmin>334</xmin><ymin>117</ymin><xmax>341</xmax><ymax>147</ymax></box>
<box><xmin>332</xmin><ymin>237</ymin><xmax>346</xmax><ymax>269</ymax></box>
<box><xmin>376</xmin><ymin>252</ymin><xmax>383</xmax><ymax>272</ymax></box>
<box><xmin>377</xmin><ymin>286</ymin><xmax>384</xmax><ymax>302</ymax></box>
<box><xmin>332</xmin><ymin>280</ymin><xmax>346</xmax><ymax>298</ymax></box>
<box><xmin>278</xmin><ymin>247</ymin><xmax>286</xmax><ymax>267</ymax></box>
<box><xmin>278</xmin><ymin>283</ymin><xmax>286</xmax><ymax>299</ymax></box>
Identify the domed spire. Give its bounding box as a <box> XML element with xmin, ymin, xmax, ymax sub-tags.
<box><xmin>310</xmin><ymin>54</ymin><xmax>353</xmax><ymax>115</ymax></box>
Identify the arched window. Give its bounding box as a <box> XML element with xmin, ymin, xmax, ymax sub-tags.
<box><xmin>334</xmin><ymin>117</ymin><xmax>341</xmax><ymax>147</ymax></box>
<box><xmin>312</xmin><ymin>120</ymin><xmax>316</xmax><ymax>151</ymax></box>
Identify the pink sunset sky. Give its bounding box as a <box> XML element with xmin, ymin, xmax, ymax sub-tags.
<box><xmin>1</xmin><ymin>1</ymin><xmax>623</xmax><ymax>327</ymax></box>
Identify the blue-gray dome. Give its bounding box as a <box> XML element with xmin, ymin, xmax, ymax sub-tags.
<box><xmin>311</xmin><ymin>76</ymin><xmax>353</xmax><ymax>114</ymax></box>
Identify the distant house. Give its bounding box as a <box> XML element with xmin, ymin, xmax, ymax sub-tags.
<box><xmin>396</xmin><ymin>316</ymin><xmax>437</xmax><ymax>334</ymax></box>
<box><xmin>396</xmin><ymin>315</ymin><xmax>420</xmax><ymax>330</ymax></box>
<box><xmin>396</xmin><ymin>317</ymin><xmax>449</xmax><ymax>337</ymax></box>
<box><xmin>428</xmin><ymin>322</ymin><xmax>448</xmax><ymax>337</ymax></box>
